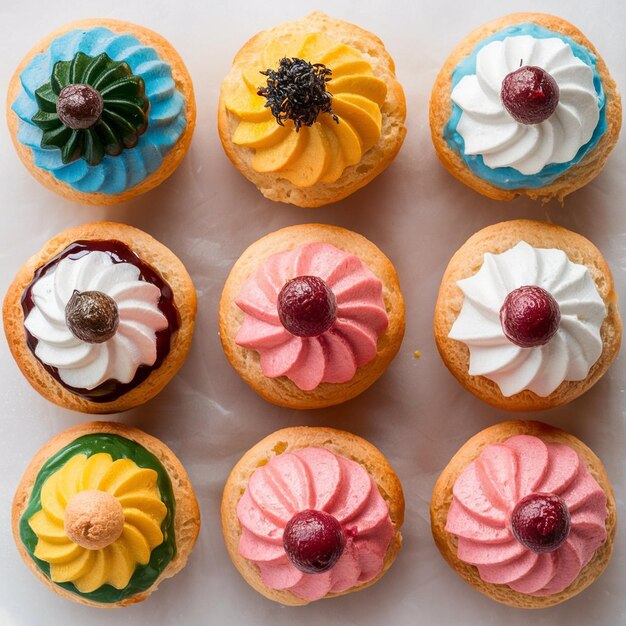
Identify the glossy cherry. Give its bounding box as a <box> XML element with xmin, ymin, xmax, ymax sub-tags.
<box><xmin>511</xmin><ymin>493</ymin><xmax>571</xmax><ymax>553</ymax></box>
<box><xmin>57</xmin><ymin>83</ymin><xmax>104</xmax><ymax>130</ymax></box>
<box><xmin>283</xmin><ymin>509</ymin><xmax>346</xmax><ymax>574</ymax></box>
<box><xmin>501</xmin><ymin>66</ymin><xmax>560</xmax><ymax>125</ymax></box>
<box><xmin>277</xmin><ymin>276</ymin><xmax>337</xmax><ymax>337</ymax></box>
<box><xmin>500</xmin><ymin>286</ymin><xmax>560</xmax><ymax>348</ymax></box>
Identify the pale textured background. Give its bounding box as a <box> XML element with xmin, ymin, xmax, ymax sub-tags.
<box><xmin>0</xmin><ymin>0</ymin><xmax>624</xmax><ymax>624</ymax></box>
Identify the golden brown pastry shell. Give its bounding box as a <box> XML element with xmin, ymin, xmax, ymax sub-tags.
<box><xmin>218</xmin><ymin>11</ymin><xmax>406</xmax><ymax>207</ymax></box>
<box><xmin>433</xmin><ymin>219</ymin><xmax>621</xmax><ymax>411</ymax></box>
<box><xmin>429</xmin><ymin>12</ymin><xmax>622</xmax><ymax>202</ymax></box>
<box><xmin>221</xmin><ymin>426</ymin><xmax>404</xmax><ymax>605</ymax></box>
<box><xmin>6</xmin><ymin>18</ymin><xmax>196</xmax><ymax>205</ymax></box>
<box><xmin>430</xmin><ymin>420</ymin><xmax>616</xmax><ymax>608</ymax></box>
<box><xmin>3</xmin><ymin>221</ymin><xmax>197</xmax><ymax>413</ymax></box>
<box><xmin>219</xmin><ymin>223</ymin><xmax>405</xmax><ymax>409</ymax></box>
<box><xmin>12</xmin><ymin>421</ymin><xmax>201</xmax><ymax>608</ymax></box>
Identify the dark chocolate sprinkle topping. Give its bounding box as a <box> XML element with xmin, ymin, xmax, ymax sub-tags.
<box><xmin>258</xmin><ymin>57</ymin><xmax>339</xmax><ymax>130</ymax></box>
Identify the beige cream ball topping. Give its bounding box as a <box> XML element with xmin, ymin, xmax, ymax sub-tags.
<box><xmin>63</xmin><ymin>490</ymin><xmax>124</xmax><ymax>550</ymax></box>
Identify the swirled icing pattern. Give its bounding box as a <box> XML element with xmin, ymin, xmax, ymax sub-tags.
<box><xmin>237</xmin><ymin>447</ymin><xmax>394</xmax><ymax>601</ymax></box>
<box><xmin>32</xmin><ymin>52</ymin><xmax>149</xmax><ymax>166</ymax></box>
<box><xmin>452</xmin><ymin>35</ymin><xmax>599</xmax><ymax>175</ymax></box>
<box><xmin>448</xmin><ymin>241</ymin><xmax>606</xmax><ymax>397</ymax></box>
<box><xmin>224</xmin><ymin>32</ymin><xmax>387</xmax><ymax>186</ymax></box>
<box><xmin>30</xmin><ymin>452</ymin><xmax>167</xmax><ymax>593</ymax></box>
<box><xmin>444</xmin><ymin>23</ymin><xmax>606</xmax><ymax>189</ymax></box>
<box><xmin>446</xmin><ymin>435</ymin><xmax>607</xmax><ymax>596</ymax></box>
<box><xmin>24</xmin><ymin>250</ymin><xmax>168</xmax><ymax>390</ymax></box>
<box><xmin>235</xmin><ymin>243</ymin><xmax>388</xmax><ymax>390</ymax></box>
<box><xmin>12</xmin><ymin>27</ymin><xmax>186</xmax><ymax>194</ymax></box>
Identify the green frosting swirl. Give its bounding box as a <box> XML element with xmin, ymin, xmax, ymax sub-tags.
<box><xmin>19</xmin><ymin>433</ymin><xmax>176</xmax><ymax>604</ymax></box>
<box><xmin>32</xmin><ymin>52</ymin><xmax>149</xmax><ymax>166</ymax></box>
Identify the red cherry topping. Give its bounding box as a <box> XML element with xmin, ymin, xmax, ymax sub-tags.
<box><xmin>500</xmin><ymin>286</ymin><xmax>560</xmax><ymax>348</ymax></box>
<box><xmin>501</xmin><ymin>66</ymin><xmax>560</xmax><ymax>125</ymax></box>
<box><xmin>277</xmin><ymin>276</ymin><xmax>337</xmax><ymax>337</ymax></box>
<box><xmin>283</xmin><ymin>510</ymin><xmax>346</xmax><ymax>574</ymax></box>
<box><xmin>510</xmin><ymin>493</ymin><xmax>570</xmax><ymax>553</ymax></box>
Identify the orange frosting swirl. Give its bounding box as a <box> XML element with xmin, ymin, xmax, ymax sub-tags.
<box><xmin>224</xmin><ymin>32</ymin><xmax>387</xmax><ymax>187</ymax></box>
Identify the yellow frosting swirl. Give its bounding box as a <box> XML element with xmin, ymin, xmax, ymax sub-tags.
<box><xmin>224</xmin><ymin>32</ymin><xmax>387</xmax><ymax>186</ymax></box>
<box><xmin>29</xmin><ymin>453</ymin><xmax>167</xmax><ymax>593</ymax></box>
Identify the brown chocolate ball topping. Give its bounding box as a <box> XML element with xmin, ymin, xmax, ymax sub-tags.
<box><xmin>65</xmin><ymin>290</ymin><xmax>119</xmax><ymax>344</ymax></box>
<box><xmin>56</xmin><ymin>84</ymin><xmax>104</xmax><ymax>130</ymax></box>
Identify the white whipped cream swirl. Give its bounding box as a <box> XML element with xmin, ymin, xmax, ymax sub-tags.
<box><xmin>24</xmin><ymin>251</ymin><xmax>168</xmax><ymax>390</ymax></box>
<box><xmin>448</xmin><ymin>241</ymin><xmax>606</xmax><ymax>397</ymax></box>
<box><xmin>452</xmin><ymin>36</ymin><xmax>599</xmax><ymax>175</ymax></box>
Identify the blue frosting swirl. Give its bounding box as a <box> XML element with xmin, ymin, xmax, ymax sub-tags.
<box><xmin>443</xmin><ymin>23</ymin><xmax>606</xmax><ymax>190</ymax></box>
<box><xmin>12</xmin><ymin>27</ymin><xmax>187</xmax><ymax>195</ymax></box>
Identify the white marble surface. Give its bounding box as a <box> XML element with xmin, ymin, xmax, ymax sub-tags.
<box><xmin>0</xmin><ymin>1</ymin><xmax>624</xmax><ymax>624</ymax></box>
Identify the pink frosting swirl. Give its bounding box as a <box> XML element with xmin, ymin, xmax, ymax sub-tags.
<box><xmin>235</xmin><ymin>243</ymin><xmax>388</xmax><ymax>390</ymax></box>
<box><xmin>237</xmin><ymin>447</ymin><xmax>394</xmax><ymax>601</ymax></box>
<box><xmin>446</xmin><ymin>435</ymin><xmax>608</xmax><ymax>596</ymax></box>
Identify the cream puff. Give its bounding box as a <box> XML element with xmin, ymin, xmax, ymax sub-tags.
<box><xmin>434</xmin><ymin>220</ymin><xmax>621</xmax><ymax>411</ymax></box>
<box><xmin>3</xmin><ymin>222</ymin><xmax>196</xmax><ymax>413</ymax></box>
<box><xmin>219</xmin><ymin>224</ymin><xmax>405</xmax><ymax>409</ymax></box>
<box><xmin>431</xmin><ymin>420</ymin><xmax>616</xmax><ymax>608</ymax></box>
<box><xmin>218</xmin><ymin>11</ymin><xmax>406</xmax><ymax>207</ymax></box>
<box><xmin>12</xmin><ymin>421</ymin><xmax>200</xmax><ymax>607</ymax></box>
<box><xmin>430</xmin><ymin>13</ymin><xmax>622</xmax><ymax>202</ymax></box>
<box><xmin>7</xmin><ymin>18</ymin><xmax>195</xmax><ymax>205</ymax></box>
<box><xmin>222</xmin><ymin>426</ymin><xmax>404</xmax><ymax>605</ymax></box>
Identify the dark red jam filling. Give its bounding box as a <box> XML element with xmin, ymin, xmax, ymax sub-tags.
<box><xmin>21</xmin><ymin>240</ymin><xmax>180</xmax><ymax>403</ymax></box>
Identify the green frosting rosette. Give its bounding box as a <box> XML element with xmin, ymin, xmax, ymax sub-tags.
<box><xmin>31</xmin><ymin>51</ymin><xmax>149</xmax><ymax>166</ymax></box>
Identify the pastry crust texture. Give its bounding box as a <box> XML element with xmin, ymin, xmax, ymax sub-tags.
<box><xmin>221</xmin><ymin>426</ymin><xmax>404</xmax><ymax>605</ymax></box>
<box><xmin>3</xmin><ymin>222</ymin><xmax>197</xmax><ymax>413</ymax></box>
<box><xmin>218</xmin><ymin>11</ymin><xmax>407</xmax><ymax>207</ymax></box>
<box><xmin>12</xmin><ymin>421</ymin><xmax>201</xmax><ymax>608</ymax></box>
<box><xmin>219</xmin><ymin>224</ymin><xmax>405</xmax><ymax>409</ymax></box>
<box><xmin>429</xmin><ymin>12</ymin><xmax>622</xmax><ymax>202</ymax></box>
<box><xmin>6</xmin><ymin>18</ymin><xmax>196</xmax><ymax>205</ymax></box>
<box><xmin>430</xmin><ymin>420</ymin><xmax>617</xmax><ymax>609</ymax></box>
<box><xmin>434</xmin><ymin>220</ymin><xmax>621</xmax><ymax>411</ymax></box>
